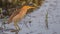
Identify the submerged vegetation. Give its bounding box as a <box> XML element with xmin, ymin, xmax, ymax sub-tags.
<box><xmin>45</xmin><ymin>11</ymin><xmax>48</xmax><ymax>29</ymax></box>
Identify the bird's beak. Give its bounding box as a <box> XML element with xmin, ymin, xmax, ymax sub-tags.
<box><xmin>29</xmin><ymin>7</ymin><xmax>35</xmax><ymax>9</ymax></box>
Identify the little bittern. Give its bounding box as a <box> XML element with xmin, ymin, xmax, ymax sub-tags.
<box><xmin>7</xmin><ymin>6</ymin><xmax>35</xmax><ymax>31</ymax></box>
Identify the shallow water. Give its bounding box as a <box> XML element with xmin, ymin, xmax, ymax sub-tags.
<box><xmin>0</xmin><ymin>0</ymin><xmax>60</xmax><ymax>34</ymax></box>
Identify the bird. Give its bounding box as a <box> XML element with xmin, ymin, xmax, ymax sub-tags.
<box><xmin>6</xmin><ymin>6</ymin><xmax>35</xmax><ymax>32</ymax></box>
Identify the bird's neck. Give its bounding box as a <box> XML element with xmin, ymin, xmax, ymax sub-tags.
<box><xmin>19</xmin><ymin>8</ymin><xmax>29</xmax><ymax>15</ymax></box>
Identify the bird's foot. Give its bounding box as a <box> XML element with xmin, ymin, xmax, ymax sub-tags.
<box><xmin>11</xmin><ymin>29</ymin><xmax>18</xmax><ymax>32</ymax></box>
<box><xmin>10</xmin><ymin>28</ymin><xmax>21</xmax><ymax>32</ymax></box>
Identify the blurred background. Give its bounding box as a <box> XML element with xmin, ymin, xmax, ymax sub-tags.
<box><xmin>0</xmin><ymin>0</ymin><xmax>44</xmax><ymax>19</ymax></box>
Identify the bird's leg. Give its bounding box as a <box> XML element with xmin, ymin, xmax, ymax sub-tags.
<box><xmin>11</xmin><ymin>21</ymin><xmax>20</xmax><ymax>32</ymax></box>
<box><xmin>14</xmin><ymin>22</ymin><xmax>20</xmax><ymax>31</ymax></box>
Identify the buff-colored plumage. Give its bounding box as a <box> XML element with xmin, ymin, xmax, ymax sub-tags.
<box><xmin>7</xmin><ymin>6</ymin><xmax>35</xmax><ymax>31</ymax></box>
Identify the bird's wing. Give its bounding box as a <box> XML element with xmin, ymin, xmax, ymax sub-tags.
<box><xmin>7</xmin><ymin>9</ymin><xmax>20</xmax><ymax>24</ymax></box>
